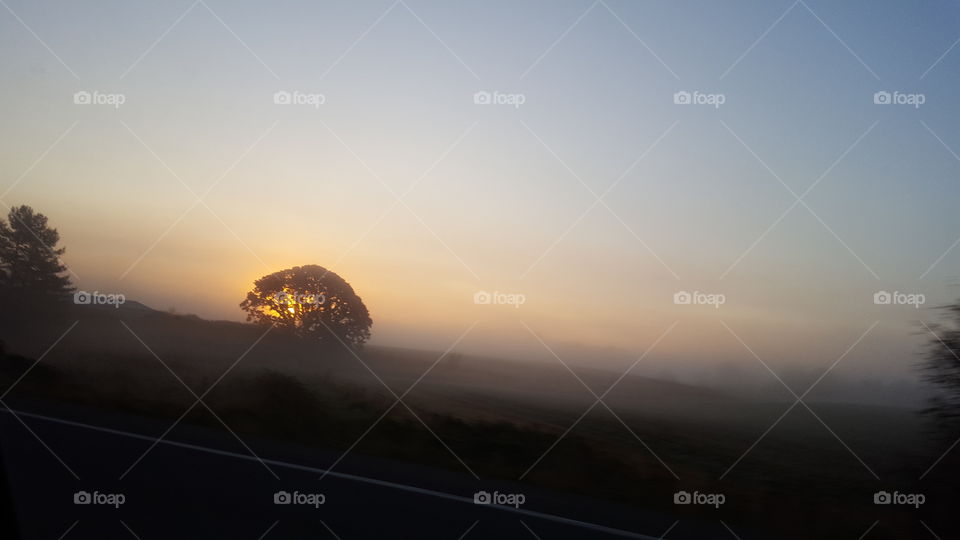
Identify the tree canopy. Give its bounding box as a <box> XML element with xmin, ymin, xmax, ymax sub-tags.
<box><xmin>0</xmin><ymin>205</ymin><xmax>73</xmax><ymax>302</ymax></box>
<box><xmin>240</xmin><ymin>264</ymin><xmax>372</xmax><ymax>346</ymax></box>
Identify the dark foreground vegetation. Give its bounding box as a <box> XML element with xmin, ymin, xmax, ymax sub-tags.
<box><xmin>1</xmin><ymin>303</ymin><xmax>957</xmax><ymax>539</ymax></box>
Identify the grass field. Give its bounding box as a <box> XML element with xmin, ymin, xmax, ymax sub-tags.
<box><xmin>0</xmin><ymin>304</ymin><xmax>954</xmax><ymax>539</ymax></box>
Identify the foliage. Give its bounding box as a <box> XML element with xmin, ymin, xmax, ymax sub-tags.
<box><xmin>921</xmin><ymin>302</ymin><xmax>960</xmax><ymax>429</ymax></box>
<box><xmin>240</xmin><ymin>264</ymin><xmax>372</xmax><ymax>346</ymax></box>
<box><xmin>0</xmin><ymin>205</ymin><xmax>73</xmax><ymax>302</ymax></box>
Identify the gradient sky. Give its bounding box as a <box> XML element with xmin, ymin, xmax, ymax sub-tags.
<box><xmin>3</xmin><ymin>0</ymin><xmax>960</xmax><ymax>394</ymax></box>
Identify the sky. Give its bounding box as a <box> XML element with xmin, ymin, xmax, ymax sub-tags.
<box><xmin>2</xmin><ymin>0</ymin><xmax>960</xmax><ymax>398</ymax></box>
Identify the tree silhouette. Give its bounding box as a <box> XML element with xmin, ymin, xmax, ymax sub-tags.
<box><xmin>0</xmin><ymin>205</ymin><xmax>73</xmax><ymax>302</ymax></box>
<box><xmin>240</xmin><ymin>265</ymin><xmax>372</xmax><ymax>346</ymax></box>
<box><xmin>922</xmin><ymin>301</ymin><xmax>960</xmax><ymax>430</ymax></box>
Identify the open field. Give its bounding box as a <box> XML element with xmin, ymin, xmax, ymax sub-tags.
<box><xmin>0</xmin><ymin>303</ymin><xmax>954</xmax><ymax>539</ymax></box>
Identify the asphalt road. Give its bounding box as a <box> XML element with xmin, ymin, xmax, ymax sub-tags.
<box><xmin>0</xmin><ymin>399</ymin><xmax>729</xmax><ymax>539</ymax></box>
